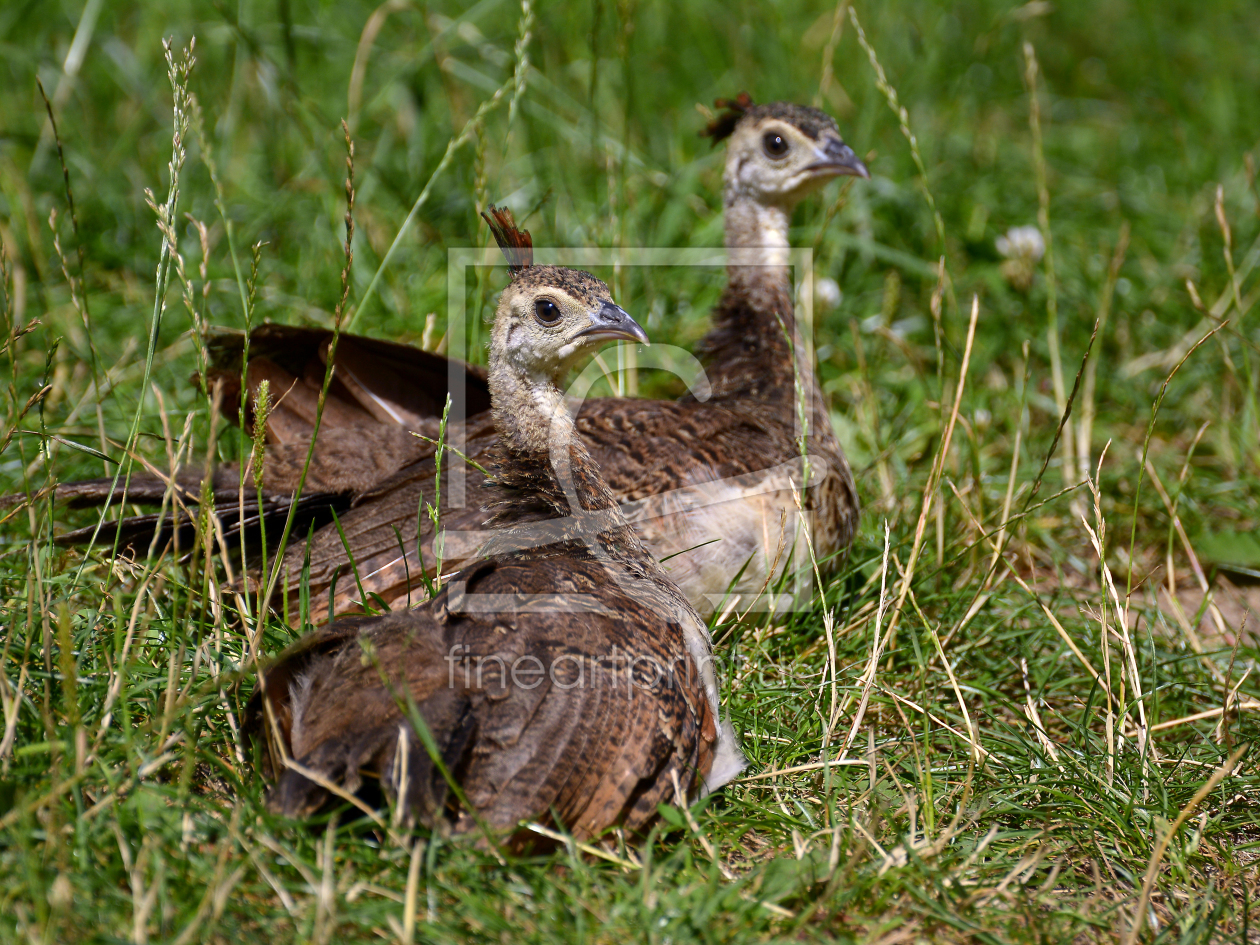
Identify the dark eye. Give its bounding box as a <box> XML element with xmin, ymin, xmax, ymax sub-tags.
<box><xmin>534</xmin><ymin>298</ymin><xmax>562</xmax><ymax>325</ymax></box>
<box><xmin>762</xmin><ymin>131</ymin><xmax>790</xmax><ymax>159</ymax></box>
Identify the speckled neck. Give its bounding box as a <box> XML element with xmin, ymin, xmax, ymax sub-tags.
<box><xmin>487</xmin><ymin>354</ymin><xmax>574</xmax><ymax>457</ymax></box>
<box><xmin>691</xmin><ymin>186</ymin><xmax>802</xmax><ymax>402</ymax></box>
<box><xmin>487</xmin><ymin>347</ymin><xmax>619</xmax><ymax>516</ymax></box>
<box><xmin>722</xmin><ymin>192</ymin><xmax>793</xmax><ymax>307</ymax></box>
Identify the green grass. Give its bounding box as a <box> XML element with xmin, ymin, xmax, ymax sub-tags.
<box><xmin>2</xmin><ymin>0</ymin><xmax>1260</xmax><ymax>941</ymax></box>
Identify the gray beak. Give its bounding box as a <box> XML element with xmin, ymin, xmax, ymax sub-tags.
<box><xmin>575</xmin><ymin>300</ymin><xmax>650</xmax><ymax>345</ymax></box>
<box><xmin>806</xmin><ymin>137</ymin><xmax>869</xmax><ymax>179</ymax></box>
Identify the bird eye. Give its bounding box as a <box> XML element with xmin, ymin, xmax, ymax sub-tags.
<box><xmin>762</xmin><ymin>131</ymin><xmax>790</xmax><ymax>159</ymax></box>
<box><xmin>533</xmin><ymin>298</ymin><xmax>562</xmax><ymax>325</ymax></box>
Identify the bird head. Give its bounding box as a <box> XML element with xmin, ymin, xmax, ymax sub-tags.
<box><xmin>703</xmin><ymin>94</ymin><xmax>869</xmax><ymax>207</ymax></box>
<box><xmin>482</xmin><ymin>206</ymin><xmax>649</xmax><ymax>385</ymax></box>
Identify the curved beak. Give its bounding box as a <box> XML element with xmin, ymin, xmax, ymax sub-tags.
<box><xmin>805</xmin><ymin>137</ymin><xmax>869</xmax><ymax>179</ymax></box>
<box><xmin>575</xmin><ymin>300</ymin><xmax>650</xmax><ymax>346</ymax></box>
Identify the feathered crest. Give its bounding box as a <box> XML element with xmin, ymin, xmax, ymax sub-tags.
<box><xmin>699</xmin><ymin>92</ymin><xmax>754</xmax><ymax>145</ymax></box>
<box><xmin>481</xmin><ymin>204</ymin><xmax>534</xmax><ymax>274</ymax></box>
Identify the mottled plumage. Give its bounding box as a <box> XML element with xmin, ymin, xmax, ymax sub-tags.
<box><xmin>249</xmin><ymin>233</ymin><xmax>741</xmax><ymax>839</ymax></box>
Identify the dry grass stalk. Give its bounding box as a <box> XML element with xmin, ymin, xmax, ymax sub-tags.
<box><xmin>881</xmin><ymin>295</ymin><xmax>980</xmax><ymax>663</ymax></box>
<box><xmin>1121</xmin><ymin>743</ymin><xmax>1248</xmax><ymax>945</ymax></box>
<box><xmin>1077</xmin><ymin>221</ymin><xmax>1129</xmax><ymax>478</ymax></box>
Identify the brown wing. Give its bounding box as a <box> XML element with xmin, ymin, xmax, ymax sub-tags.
<box><xmin>209</xmin><ymin>326</ymin><xmax>490</xmax><ymax>494</ymax></box>
<box><xmin>268</xmin><ymin>413</ymin><xmax>501</xmax><ymax>623</ymax></box>
<box><xmin>205</xmin><ymin>324</ymin><xmax>491</xmax><ymax>438</ymax></box>
<box><xmin>43</xmin><ymin>326</ymin><xmax>490</xmax><ymax>552</ymax></box>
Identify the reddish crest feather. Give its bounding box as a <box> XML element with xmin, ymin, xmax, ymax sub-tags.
<box><xmin>481</xmin><ymin>204</ymin><xmax>534</xmax><ymax>274</ymax></box>
<box><xmin>700</xmin><ymin>92</ymin><xmax>754</xmax><ymax>145</ymax></box>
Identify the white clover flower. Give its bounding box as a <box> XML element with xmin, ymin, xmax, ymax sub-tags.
<box><xmin>814</xmin><ymin>276</ymin><xmax>842</xmax><ymax>310</ymax></box>
<box><xmin>996</xmin><ymin>225</ymin><xmax>1045</xmax><ymax>291</ymax></box>
<box><xmin>996</xmin><ymin>225</ymin><xmax>1046</xmax><ymax>262</ymax></box>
